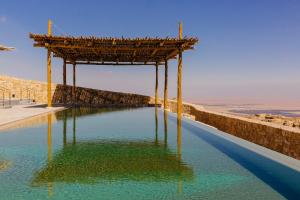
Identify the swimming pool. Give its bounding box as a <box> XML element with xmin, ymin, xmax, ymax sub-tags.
<box><xmin>0</xmin><ymin>107</ymin><xmax>299</xmax><ymax>199</ymax></box>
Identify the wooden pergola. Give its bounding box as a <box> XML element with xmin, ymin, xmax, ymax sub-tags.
<box><xmin>30</xmin><ymin>20</ymin><xmax>198</xmax><ymax>116</ymax></box>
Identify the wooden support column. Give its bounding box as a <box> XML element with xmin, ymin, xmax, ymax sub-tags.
<box><xmin>63</xmin><ymin>59</ymin><xmax>67</xmax><ymax>85</ymax></box>
<box><xmin>72</xmin><ymin>63</ymin><xmax>76</xmax><ymax>105</ymax></box>
<box><xmin>47</xmin><ymin>19</ymin><xmax>52</xmax><ymax>107</ymax></box>
<box><xmin>155</xmin><ymin>62</ymin><xmax>159</xmax><ymax>106</ymax></box>
<box><xmin>63</xmin><ymin>59</ymin><xmax>67</xmax><ymax>104</ymax></box>
<box><xmin>177</xmin><ymin>22</ymin><xmax>183</xmax><ymax>117</ymax></box>
<box><xmin>164</xmin><ymin>60</ymin><xmax>168</xmax><ymax>109</ymax></box>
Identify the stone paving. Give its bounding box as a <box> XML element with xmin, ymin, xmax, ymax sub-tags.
<box><xmin>0</xmin><ymin>104</ymin><xmax>65</xmax><ymax>129</ymax></box>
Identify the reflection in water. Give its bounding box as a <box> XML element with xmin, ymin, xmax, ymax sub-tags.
<box><xmin>38</xmin><ymin>108</ymin><xmax>191</xmax><ymax>196</ymax></box>
<box><xmin>0</xmin><ymin>107</ymin><xmax>138</xmax><ymax>132</ymax></box>
<box><xmin>47</xmin><ymin>114</ymin><xmax>52</xmax><ymax>162</ymax></box>
<box><xmin>72</xmin><ymin>109</ymin><xmax>76</xmax><ymax>145</ymax></box>
<box><xmin>155</xmin><ymin>107</ymin><xmax>158</xmax><ymax>145</ymax></box>
<box><xmin>55</xmin><ymin>107</ymin><xmax>138</xmax><ymax>121</ymax></box>
<box><xmin>34</xmin><ymin>140</ymin><xmax>193</xmax><ymax>185</ymax></box>
<box><xmin>177</xmin><ymin>114</ymin><xmax>183</xmax><ymax>193</ymax></box>
<box><xmin>63</xmin><ymin>112</ymin><xmax>67</xmax><ymax>146</ymax></box>
<box><xmin>177</xmin><ymin>115</ymin><xmax>182</xmax><ymax>162</ymax></box>
<box><xmin>164</xmin><ymin>110</ymin><xmax>168</xmax><ymax>148</ymax></box>
<box><xmin>0</xmin><ymin>160</ymin><xmax>12</xmax><ymax>172</ymax></box>
<box><xmin>47</xmin><ymin>114</ymin><xmax>53</xmax><ymax>197</ymax></box>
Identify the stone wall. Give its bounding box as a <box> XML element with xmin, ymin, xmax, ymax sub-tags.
<box><xmin>0</xmin><ymin>74</ymin><xmax>54</xmax><ymax>103</ymax></box>
<box><xmin>3</xmin><ymin>74</ymin><xmax>300</xmax><ymax>159</ymax></box>
<box><xmin>168</xmin><ymin>101</ymin><xmax>300</xmax><ymax>160</ymax></box>
<box><xmin>52</xmin><ymin>85</ymin><xmax>156</xmax><ymax>107</ymax></box>
<box><xmin>0</xmin><ymin>74</ymin><xmax>156</xmax><ymax>107</ymax></box>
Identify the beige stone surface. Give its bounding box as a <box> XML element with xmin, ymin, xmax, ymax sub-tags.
<box><xmin>0</xmin><ymin>104</ymin><xmax>65</xmax><ymax>130</ymax></box>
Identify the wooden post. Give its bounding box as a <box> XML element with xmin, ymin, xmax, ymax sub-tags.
<box><xmin>177</xmin><ymin>22</ymin><xmax>183</xmax><ymax>117</ymax></box>
<box><xmin>155</xmin><ymin>62</ymin><xmax>159</xmax><ymax>106</ymax></box>
<box><xmin>72</xmin><ymin>63</ymin><xmax>76</xmax><ymax>105</ymax></box>
<box><xmin>47</xmin><ymin>19</ymin><xmax>52</xmax><ymax>107</ymax></box>
<box><xmin>63</xmin><ymin>59</ymin><xmax>67</xmax><ymax>104</ymax></box>
<box><xmin>164</xmin><ymin>60</ymin><xmax>168</xmax><ymax>109</ymax></box>
<box><xmin>63</xmin><ymin>59</ymin><xmax>67</xmax><ymax>85</ymax></box>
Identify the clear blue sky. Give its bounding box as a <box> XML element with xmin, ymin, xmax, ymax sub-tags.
<box><xmin>1</xmin><ymin>0</ymin><xmax>300</xmax><ymax>106</ymax></box>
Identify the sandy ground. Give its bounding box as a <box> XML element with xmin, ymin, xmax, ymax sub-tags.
<box><xmin>198</xmin><ymin>103</ymin><xmax>300</xmax><ymax>131</ymax></box>
<box><xmin>201</xmin><ymin>104</ymin><xmax>300</xmax><ymax>116</ymax></box>
<box><xmin>0</xmin><ymin>104</ymin><xmax>66</xmax><ymax>129</ymax></box>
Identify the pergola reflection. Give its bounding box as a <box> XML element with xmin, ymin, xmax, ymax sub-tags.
<box><xmin>37</xmin><ymin>108</ymin><xmax>190</xmax><ymax>196</ymax></box>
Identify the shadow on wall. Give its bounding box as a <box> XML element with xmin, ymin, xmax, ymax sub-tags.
<box><xmin>52</xmin><ymin>84</ymin><xmax>156</xmax><ymax>107</ymax></box>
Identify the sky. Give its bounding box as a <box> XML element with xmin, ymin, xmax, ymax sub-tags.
<box><xmin>0</xmin><ymin>0</ymin><xmax>300</xmax><ymax>106</ymax></box>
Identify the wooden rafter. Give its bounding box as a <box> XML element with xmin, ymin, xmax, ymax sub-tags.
<box><xmin>30</xmin><ymin>33</ymin><xmax>198</xmax><ymax>64</ymax></box>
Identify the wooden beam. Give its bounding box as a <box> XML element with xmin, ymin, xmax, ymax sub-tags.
<box><xmin>177</xmin><ymin>22</ymin><xmax>183</xmax><ymax>117</ymax></box>
<box><xmin>151</xmin><ymin>49</ymin><xmax>158</xmax><ymax>57</ymax></box>
<box><xmin>166</xmin><ymin>49</ymin><xmax>178</xmax><ymax>60</ymax></box>
<box><xmin>67</xmin><ymin>61</ymin><xmax>164</xmax><ymax>66</ymax></box>
<box><xmin>35</xmin><ymin>44</ymin><xmax>186</xmax><ymax>51</ymax></box>
<box><xmin>47</xmin><ymin>19</ymin><xmax>52</xmax><ymax>107</ymax></box>
<box><xmin>155</xmin><ymin>62</ymin><xmax>159</xmax><ymax>106</ymax></box>
<box><xmin>72</xmin><ymin>63</ymin><xmax>76</xmax><ymax>105</ymax></box>
<box><xmin>164</xmin><ymin>60</ymin><xmax>168</xmax><ymax>109</ymax></box>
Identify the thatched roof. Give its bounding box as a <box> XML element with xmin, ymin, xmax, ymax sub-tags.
<box><xmin>29</xmin><ymin>34</ymin><xmax>198</xmax><ymax>65</ymax></box>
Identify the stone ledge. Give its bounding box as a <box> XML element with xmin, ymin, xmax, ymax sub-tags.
<box><xmin>167</xmin><ymin>100</ymin><xmax>300</xmax><ymax>160</ymax></box>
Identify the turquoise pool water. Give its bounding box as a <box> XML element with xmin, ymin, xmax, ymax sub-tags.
<box><xmin>0</xmin><ymin>107</ymin><xmax>300</xmax><ymax>200</ymax></box>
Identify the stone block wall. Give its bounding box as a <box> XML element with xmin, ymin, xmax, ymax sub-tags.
<box><xmin>0</xmin><ymin>74</ymin><xmax>54</xmax><ymax>103</ymax></box>
<box><xmin>3</xmin><ymin>74</ymin><xmax>299</xmax><ymax>159</ymax></box>
<box><xmin>168</xmin><ymin>101</ymin><xmax>300</xmax><ymax>160</ymax></box>
<box><xmin>0</xmin><ymin>75</ymin><xmax>155</xmax><ymax>107</ymax></box>
<box><xmin>52</xmin><ymin>85</ymin><xmax>155</xmax><ymax>107</ymax></box>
